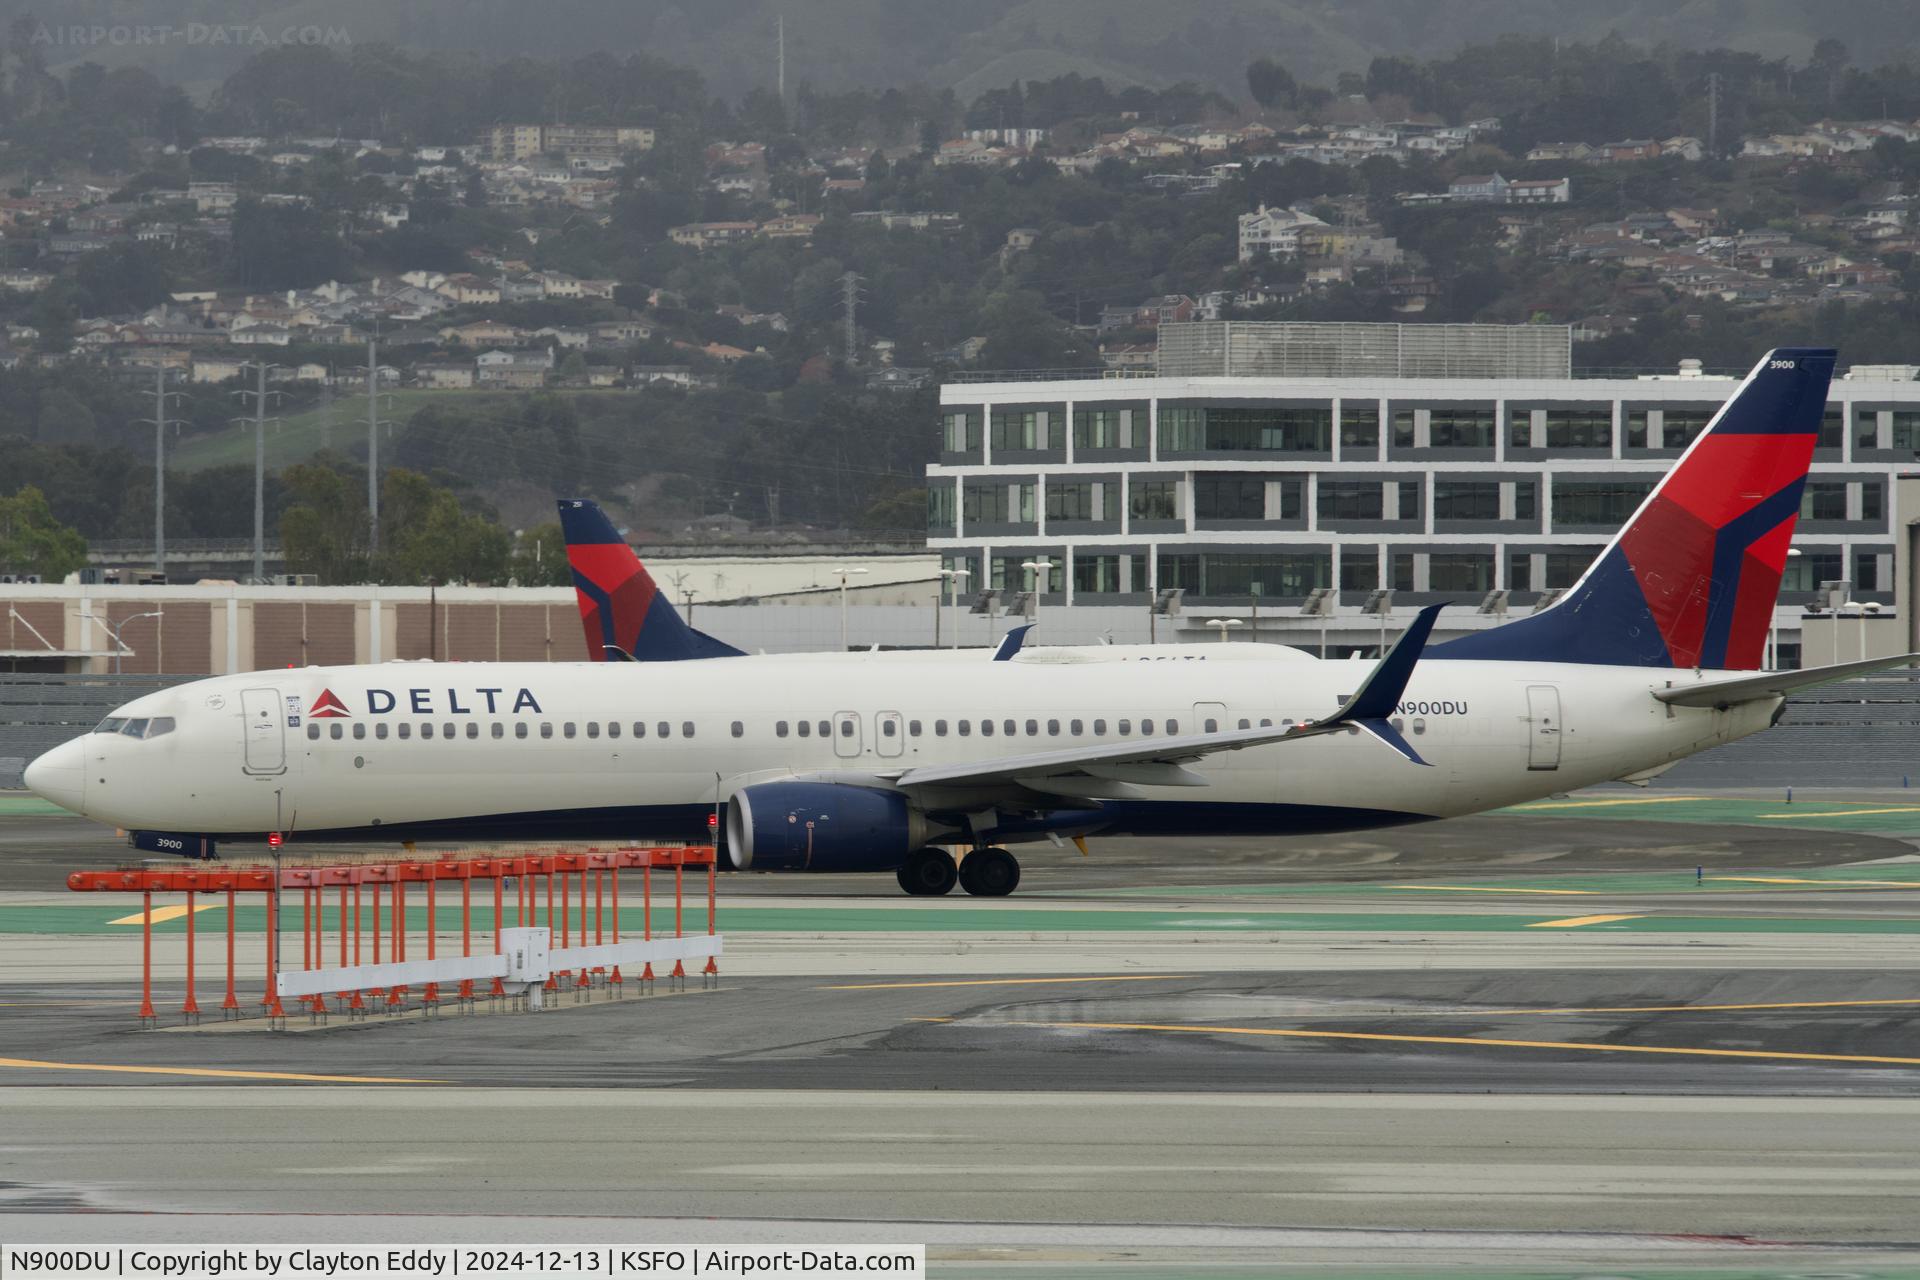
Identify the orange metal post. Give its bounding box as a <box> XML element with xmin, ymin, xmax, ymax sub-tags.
<box><xmin>609</xmin><ymin>865</ymin><xmax>623</xmax><ymax>987</ymax></box>
<box><xmin>389</xmin><ymin>880</ymin><xmax>405</xmax><ymax>1008</ymax></box>
<box><xmin>641</xmin><ymin>862</ymin><xmax>654</xmax><ymax>985</ymax></box>
<box><xmin>182</xmin><ymin>888</ymin><xmax>201</xmax><ymax>1019</ymax></box>
<box><xmin>577</xmin><ymin>863</ymin><xmax>590</xmax><ymax>988</ymax></box>
<box><xmin>491</xmin><ymin>868</ymin><xmax>506</xmax><ymax>998</ymax></box>
<box><xmin>263</xmin><ymin>879</ymin><xmax>284</xmax><ymax>1020</ymax></box>
<box><xmin>222</xmin><ymin>883</ymin><xmax>239</xmax><ymax>1014</ymax></box>
<box><xmin>138</xmin><ymin>888</ymin><xmax>155</xmax><ymax>1023</ymax></box>
<box><xmin>671</xmin><ymin>861</ymin><xmax>687</xmax><ymax>980</ymax></box>
<box><xmin>424</xmin><ymin>873</ymin><xmax>439</xmax><ymax>1005</ymax></box>
<box><xmin>458</xmin><ymin>872</ymin><xmax>473</xmax><ymax>1001</ymax></box>
<box><xmin>705</xmin><ymin>858</ymin><xmax>719</xmax><ymax>977</ymax></box>
<box><xmin>372</xmin><ymin>882</ymin><xmax>382</xmax><ymax>964</ymax></box>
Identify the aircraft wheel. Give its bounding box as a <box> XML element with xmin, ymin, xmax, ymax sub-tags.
<box><xmin>959</xmin><ymin>847</ymin><xmax>1020</xmax><ymax>897</ymax></box>
<box><xmin>897</xmin><ymin>848</ymin><xmax>957</xmax><ymax>896</ymax></box>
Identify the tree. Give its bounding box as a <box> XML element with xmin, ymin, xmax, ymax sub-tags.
<box><xmin>0</xmin><ymin>485</ymin><xmax>88</xmax><ymax>580</ymax></box>
<box><xmin>280</xmin><ymin>460</ymin><xmax>370</xmax><ymax>584</ymax></box>
<box><xmin>511</xmin><ymin>522</ymin><xmax>571</xmax><ymax>586</ymax></box>
<box><xmin>377</xmin><ymin>469</ymin><xmax>511</xmax><ymax>586</ymax></box>
<box><xmin>1246</xmin><ymin>58</ymin><xmax>1296</xmax><ymax>109</ymax></box>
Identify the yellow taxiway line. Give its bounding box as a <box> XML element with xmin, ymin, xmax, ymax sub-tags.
<box><xmin>0</xmin><ymin>1056</ymin><xmax>443</xmax><ymax>1083</ymax></box>
<box><xmin>824</xmin><ymin>974</ymin><xmax>1197</xmax><ymax>991</ymax></box>
<box><xmin>1756</xmin><ymin>806</ymin><xmax>1920</xmax><ymax>820</ymax></box>
<box><xmin>1506</xmin><ymin>796</ymin><xmax>1709</xmax><ymax>811</ymax></box>
<box><xmin>109</xmin><ymin>903</ymin><xmax>221</xmax><ymax>926</ymax></box>
<box><xmin>987</xmin><ymin>1020</ymin><xmax>1920</xmax><ymax>1067</ymax></box>
<box><xmin>1526</xmin><ymin>913</ymin><xmax>1645</xmax><ymax>928</ymax></box>
<box><xmin>1710</xmin><ymin>875</ymin><xmax>1920</xmax><ymax>887</ymax></box>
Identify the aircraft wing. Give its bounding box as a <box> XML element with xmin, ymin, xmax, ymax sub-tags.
<box><xmin>888</xmin><ymin>605</ymin><xmax>1444</xmax><ymax>795</ymax></box>
<box><xmin>1654</xmin><ymin>653</ymin><xmax>1920</xmax><ymax>708</ymax></box>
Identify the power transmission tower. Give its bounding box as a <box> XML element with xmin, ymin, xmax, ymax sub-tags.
<box><xmin>777</xmin><ymin>13</ymin><xmax>785</xmax><ymax>104</ymax></box>
<box><xmin>840</xmin><ymin>271</ymin><xmax>862</xmax><ymax>365</ymax></box>
<box><xmin>134</xmin><ymin>366</ymin><xmax>185</xmax><ymax>576</ymax></box>
<box><xmin>233</xmin><ymin>362</ymin><xmax>282</xmax><ymax>582</ymax></box>
<box><xmin>360</xmin><ymin>336</ymin><xmax>394</xmax><ymax>557</ymax></box>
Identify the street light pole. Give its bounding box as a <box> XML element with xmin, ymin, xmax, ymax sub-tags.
<box><xmin>940</xmin><ymin>568</ymin><xmax>971</xmax><ymax>650</ymax></box>
<box><xmin>80</xmin><ymin>611</ymin><xmax>162</xmax><ymax>675</ymax></box>
<box><xmin>1021</xmin><ymin>557</ymin><xmax>1054</xmax><ymax>631</ymax></box>
<box><xmin>1205</xmin><ymin>617</ymin><xmax>1243</xmax><ymax>643</ymax></box>
<box><xmin>831</xmin><ymin>566</ymin><xmax>869</xmax><ymax>651</ymax></box>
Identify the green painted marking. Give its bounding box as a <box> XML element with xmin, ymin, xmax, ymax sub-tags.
<box><xmin>1498</xmin><ymin>795</ymin><xmax>1920</xmax><ymax>834</ymax></box>
<box><xmin>0</xmin><ymin>796</ymin><xmax>65</xmax><ymax>816</ymax></box>
<box><xmin>1091</xmin><ymin>862</ymin><xmax>1920</xmax><ymax>898</ymax></box>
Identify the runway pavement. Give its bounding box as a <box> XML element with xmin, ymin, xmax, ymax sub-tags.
<box><xmin>3</xmin><ymin>797</ymin><xmax>1920</xmax><ymax>1272</ymax></box>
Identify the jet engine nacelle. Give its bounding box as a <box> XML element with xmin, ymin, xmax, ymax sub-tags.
<box><xmin>724</xmin><ymin>781</ymin><xmax>931</xmax><ymax>872</ymax></box>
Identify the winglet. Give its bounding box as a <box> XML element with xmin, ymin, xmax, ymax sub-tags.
<box><xmin>992</xmin><ymin>624</ymin><xmax>1036</xmax><ymax>661</ymax></box>
<box><xmin>1334</xmin><ymin>603</ymin><xmax>1444</xmax><ymax>722</ymax></box>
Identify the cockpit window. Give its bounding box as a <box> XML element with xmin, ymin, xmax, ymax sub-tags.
<box><xmin>143</xmin><ymin>717</ymin><xmax>175</xmax><ymax>739</ymax></box>
<box><xmin>122</xmin><ymin>718</ymin><xmax>150</xmax><ymax>738</ymax></box>
<box><xmin>95</xmin><ymin>716</ymin><xmax>127</xmax><ymax>735</ymax></box>
<box><xmin>98</xmin><ymin>715</ymin><xmax>176</xmax><ymax>739</ymax></box>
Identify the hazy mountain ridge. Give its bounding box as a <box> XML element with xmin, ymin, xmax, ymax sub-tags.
<box><xmin>13</xmin><ymin>0</ymin><xmax>1917</xmax><ymax>103</ymax></box>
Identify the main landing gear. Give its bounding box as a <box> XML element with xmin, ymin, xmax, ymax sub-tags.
<box><xmin>896</xmin><ymin>846</ymin><xmax>1021</xmax><ymax>897</ymax></box>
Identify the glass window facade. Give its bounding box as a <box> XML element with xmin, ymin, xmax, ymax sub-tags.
<box><xmin>1434</xmin><ymin>481</ymin><xmax>1500</xmax><ymax>521</ymax></box>
<box><xmin>1073</xmin><ymin>404</ymin><xmax>1141</xmax><ymax>450</ymax></box>
<box><xmin>1554</xmin><ymin>479</ymin><xmax>1654</xmax><ymax>525</ymax></box>
<box><xmin>1047</xmin><ymin>481</ymin><xmax>1118</xmax><ymax>523</ymax></box>
<box><xmin>1157</xmin><ymin>550</ymin><xmax>1329</xmax><ymax>597</ymax></box>
<box><xmin>1319</xmin><ymin>481</ymin><xmax>1383</xmax><ymax>522</ymax></box>
<box><xmin>964</xmin><ymin>481</ymin><xmax>1035</xmax><ymax>525</ymax></box>
<box><xmin>1159</xmin><ymin>404</ymin><xmax>1330</xmax><ymax>453</ymax></box>
<box><xmin>990</xmin><ymin>407</ymin><xmax>1063</xmax><ymax>452</ymax></box>
<box><xmin>941</xmin><ymin>408</ymin><xmax>980</xmax><ymax>453</ymax></box>
<box><xmin>1129</xmin><ymin>478</ymin><xmax>1179</xmax><ymax>521</ymax></box>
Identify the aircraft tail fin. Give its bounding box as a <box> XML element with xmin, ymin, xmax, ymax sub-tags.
<box><xmin>557</xmin><ymin>499</ymin><xmax>746</xmax><ymax>662</ymax></box>
<box><xmin>1434</xmin><ymin>347</ymin><xmax>1835</xmax><ymax>670</ymax></box>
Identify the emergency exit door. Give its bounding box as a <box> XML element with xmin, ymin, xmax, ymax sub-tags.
<box><xmin>1525</xmin><ymin>685</ymin><xmax>1562</xmax><ymax>771</ymax></box>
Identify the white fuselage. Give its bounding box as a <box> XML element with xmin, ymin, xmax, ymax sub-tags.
<box><xmin>28</xmin><ymin>647</ymin><xmax>1776</xmax><ymax>846</ymax></box>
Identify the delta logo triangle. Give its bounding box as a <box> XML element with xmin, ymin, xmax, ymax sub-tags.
<box><xmin>308</xmin><ymin>688</ymin><xmax>351</xmax><ymax>718</ymax></box>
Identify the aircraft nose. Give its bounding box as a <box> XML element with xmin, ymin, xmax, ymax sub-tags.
<box><xmin>23</xmin><ymin>739</ymin><xmax>85</xmax><ymax>814</ymax></box>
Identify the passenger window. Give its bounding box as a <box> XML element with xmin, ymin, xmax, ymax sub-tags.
<box><xmin>329</xmin><ymin>724</ymin><xmax>344</xmax><ymax>740</ymax></box>
<box><xmin>1412</xmin><ymin>719</ymin><xmax>1427</xmax><ymax>735</ymax></box>
<box><xmin>443</xmin><ymin>722</ymin><xmax>454</xmax><ymax>739</ymax></box>
<box><xmin>1142</xmin><ymin>719</ymin><xmax>1155</xmax><ymax>735</ymax></box>
<box><xmin>1391</xmin><ymin>717</ymin><xmax>1405</xmax><ymax>732</ymax></box>
<box><xmin>490</xmin><ymin>723</ymin><xmax>503</xmax><ymax>739</ymax></box>
<box><xmin>1167</xmin><ymin>719</ymin><xmax>1179</xmax><ymax>734</ymax></box>
<box><xmin>683</xmin><ymin>721</ymin><xmax>695</xmax><ymax>737</ymax></box>
<box><xmin>586</xmin><ymin>722</ymin><xmax>599</xmax><ymax>739</ymax></box>
<box><xmin>540</xmin><ymin>723</ymin><xmax>553</xmax><ymax>739</ymax></box>
<box><xmin>1118</xmin><ymin>719</ymin><xmax>1131</xmax><ymax>735</ymax></box>
<box><xmin>1047</xmin><ymin>719</ymin><xmax>1060</xmax><ymax>736</ymax></box>
<box><xmin>657</xmin><ymin>722</ymin><xmax>670</xmax><ymax>738</ymax></box>
<box><xmin>1235</xmin><ymin>719</ymin><xmax>1248</xmax><ymax>730</ymax></box>
<box><xmin>376</xmin><ymin>723</ymin><xmax>390</xmax><ymax>740</ymax></box>
<box><xmin>732</xmin><ymin>721</ymin><xmax>744</xmax><ymax>738</ymax></box>
<box><xmin>839</xmin><ymin>719</ymin><xmax>853</xmax><ymax>737</ymax></box>
<box><xmin>1025</xmin><ymin>719</ymin><xmax>1039</xmax><ymax>736</ymax></box>
<box><xmin>981</xmin><ymin>719</ymin><xmax>995</xmax><ymax>737</ymax></box>
<box><xmin>514</xmin><ymin>723</ymin><xmax>528</xmax><ymax>739</ymax></box>
<box><xmin>307</xmin><ymin>724</ymin><xmax>321</xmax><ymax>740</ymax></box>
<box><xmin>633</xmin><ymin>722</ymin><xmax>646</xmax><ymax>738</ymax></box>
<box><xmin>909</xmin><ymin>720</ymin><xmax>922</xmax><ymax>736</ymax></box>
<box><xmin>397</xmin><ymin>723</ymin><xmax>411</xmax><ymax>740</ymax></box>
<box><xmin>608</xmin><ymin>722</ymin><xmax>621</xmax><ymax>739</ymax></box>
<box><xmin>935</xmin><ymin>720</ymin><xmax>948</xmax><ymax>736</ymax></box>
<box><xmin>563</xmin><ymin>722</ymin><xmax>576</xmax><ymax>739</ymax></box>
<box><xmin>1070</xmin><ymin>719</ymin><xmax>1083</xmax><ymax>735</ymax></box>
<box><xmin>797</xmin><ymin>721</ymin><xmax>810</xmax><ymax>737</ymax></box>
<box><xmin>958</xmin><ymin>720</ymin><xmax>971</xmax><ymax>736</ymax></box>
<box><xmin>1003</xmin><ymin>719</ymin><xmax>1016</xmax><ymax>736</ymax></box>
<box><xmin>881</xmin><ymin>720</ymin><xmax>896</xmax><ymax>737</ymax></box>
<box><xmin>817</xmin><ymin>721</ymin><xmax>829</xmax><ymax>737</ymax></box>
<box><xmin>422</xmin><ymin>723</ymin><xmax>435</xmax><ymax>740</ymax></box>
<box><xmin>1093</xmin><ymin>719</ymin><xmax>1106</xmax><ymax>735</ymax></box>
<box><xmin>1260</xmin><ymin>718</ymin><xmax>1273</xmax><ymax>728</ymax></box>
<box><xmin>353</xmin><ymin>723</ymin><xmax>367</xmax><ymax>739</ymax></box>
<box><xmin>776</xmin><ymin>721</ymin><xmax>789</xmax><ymax>738</ymax></box>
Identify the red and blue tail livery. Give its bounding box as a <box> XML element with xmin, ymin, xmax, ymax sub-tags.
<box><xmin>557</xmin><ymin>499</ymin><xmax>746</xmax><ymax>662</ymax></box>
<box><xmin>1436</xmin><ymin>347</ymin><xmax>1836</xmax><ymax>670</ymax></box>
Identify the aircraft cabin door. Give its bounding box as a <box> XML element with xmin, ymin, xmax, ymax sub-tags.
<box><xmin>875</xmin><ymin>711</ymin><xmax>905</xmax><ymax>758</ymax></box>
<box><xmin>1525</xmin><ymin>685</ymin><xmax>1562</xmax><ymax>771</ymax></box>
<box><xmin>1192</xmin><ymin>701</ymin><xmax>1229</xmax><ymax>734</ymax></box>
<box><xmin>833</xmin><ymin>710</ymin><xmax>863</xmax><ymax>759</ymax></box>
<box><xmin>240</xmin><ymin>687</ymin><xmax>287</xmax><ymax>775</ymax></box>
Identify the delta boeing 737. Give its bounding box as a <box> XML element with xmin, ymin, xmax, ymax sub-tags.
<box><xmin>24</xmin><ymin>348</ymin><xmax>1912</xmax><ymax>896</ymax></box>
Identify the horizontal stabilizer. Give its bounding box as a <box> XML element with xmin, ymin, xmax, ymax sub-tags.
<box><xmin>1654</xmin><ymin>653</ymin><xmax>1920</xmax><ymax>708</ymax></box>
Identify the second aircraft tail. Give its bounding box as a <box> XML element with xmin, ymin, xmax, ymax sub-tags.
<box><xmin>557</xmin><ymin>499</ymin><xmax>746</xmax><ymax>662</ymax></box>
